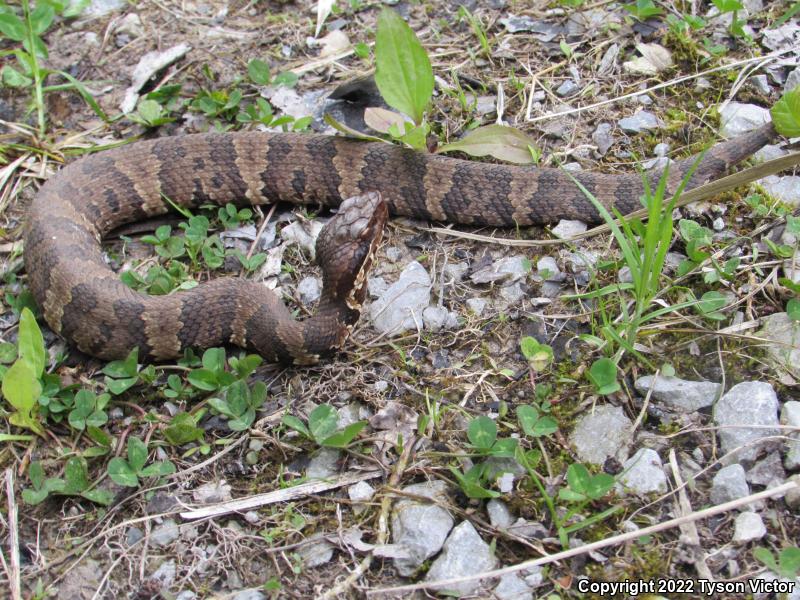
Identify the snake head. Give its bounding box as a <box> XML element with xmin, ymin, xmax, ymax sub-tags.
<box><xmin>316</xmin><ymin>191</ymin><xmax>388</xmax><ymax>315</ymax></box>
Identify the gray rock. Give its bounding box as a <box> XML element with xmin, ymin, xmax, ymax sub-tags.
<box><xmin>751</xmin><ymin>74</ymin><xmax>771</xmax><ymax>95</ymax></box>
<box><xmin>151</xmin><ymin>519</ymin><xmax>181</xmax><ymax>547</ymax></box>
<box><xmin>507</xmin><ymin>519</ymin><xmax>548</xmax><ymax>540</ymax></box>
<box><xmin>115</xmin><ymin>13</ymin><xmax>144</xmax><ymax>38</ymax></box>
<box><xmin>536</xmin><ymin>256</ymin><xmax>564</xmax><ymax>282</ymax></box>
<box><xmin>425</xmin><ymin>521</ymin><xmax>497</xmax><ymax>596</ymax></box>
<box><xmin>231</xmin><ymin>590</ymin><xmax>266</xmax><ymax>600</ymax></box>
<box><xmin>759</xmin><ymin>312</ymin><xmax>800</xmax><ymax>382</ymax></box>
<box><xmin>297</xmin><ymin>277</ymin><xmax>321</xmax><ymax>305</ymax></box>
<box><xmin>391</xmin><ymin>480</ymin><xmax>454</xmax><ymax>576</ymax></box>
<box><xmin>712</xmin><ymin>217</ymin><xmax>725</xmax><ymax>231</ymax></box>
<box><xmin>280</xmin><ymin>220</ymin><xmax>325</xmax><ymax>259</ymax></box>
<box><xmin>782</xmin><ymin>401</ymin><xmax>800</xmax><ymax>470</ymax></box>
<box><xmin>191</xmin><ymin>480</ymin><xmax>232</xmax><ymax>505</ymax></box>
<box><xmin>713</xmin><ymin>382</ymin><xmax>780</xmax><ymax>465</ymax></box>
<box><xmin>498</xmin><ymin>281</ymin><xmax>525</xmax><ymax>305</ymax></box>
<box><xmin>785</xmin><ymin>475</ymin><xmax>800</xmax><ymax>510</ymax></box>
<box><xmin>444</xmin><ymin>261</ymin><xmax>468</xmax><ymax>282</ymax></box>
<box><xmin>732</xmin><ymin>511</ymin><xmax>766</xmax><ymax>543</ymax></box>
<box><xmin>711</xmin><ymin>464</ymin><xmax>750</xmax><ymax>505</ymax></box>
<box><xmin>747</xmin><ymin>452</ymin><xmax>786</xmax><ymax>488</ymax></box>
<box><xmin>148</xmin><ymin>559</ymin><xmax>176</xmax><ymax>591</ymax></box>
<box><xmin>753</xmin><ymin>144</ymin><xmax>787</xmax><ymax>163</ymax></box>
<box><xmin>297</xmin><ymin>533</ymin><xmax>334</xmax><ymax>567</ymax></box>
<box><xmin>487</xmin><ymin>499</ymin><xmax>514</xmax><ymax>529</ymax></box>
<box><xmin>523</xmin><ymin>565</ymin><xmax>545</xmax><ymax>588</ymax></box>
<box><xmin>570</xmin><ymin>405</ymin><xmax>633</xmax><ymax>466</ymax></box>
<box><xmin>423</xmin><ymin>305</ymin><xmax>458</xmax><ymax>332</ymax></box>
<box><xmin>552</xmin><ymin>219</ymin><xmax>588</xmax><ymax>238</ymax></box>
<box><xmin>616</xmin><ymin>448</ymin><xmax>668</xmax><ymax>495</ymax></box>
<box><xmin>653</xmin><ymin>142</ymin><xmax>670</xmax><ymax>157</ymax></box>
<box><xmin>556</xmin><ymin>80</ymin><xmax>580</xmax><ymax>97</ymax></box>
<box><xmin>367</xmin><ymin>276</ymin><xmax>388</xmax><ymax>298</ymax></box>
<box><xmin>664</xmin><ymin>252</ymin><xmax>687</xmax><ymax>272</ymax></box>
<box><xmin>618</xmin><ymin>266</ymin><xmax>633</xmax><ymax>283</ymax></box>
<box><xmin>57</xmin><ymin>559</ymin><xmax>102</xmax><ymax>600</ymax></box>
<box><xmin>719</xmin><ymin>102</ymin><xmax>770</xmax><ymax>137</ymax></box>
<box><xmin>84</xmin><ymin>0</ymin><xmax>126</xmax><ymax>17</ymax></box>
<box><xmin>384</xmin><ymin>246</ymin><xmax>403</xmax><ymax>262</ymax></box>
<box><xmin>785</xmin><ymin>68</ymin><xmax>800</xmax><ymax>93</ymax></box>
<box><xmin>494</xmin><ymin>573</ymin><xmax>533</xmax><ymax>600</ymax></box>
<box><xmin>471</xmin><ymin>255</ymin><xmax>530</xmax><ymax>284</ymax></box>
<box><xmin>348</xmin><ymin>480</ymin><xmax>375</xmax><ymax>513</ymax></box>
<box><xmin>369</xmin><ymin>261</ymin><xmax>431</xmax><ymax>335</ymax></box>
<box><xmin>176</xmin><ymin>592</ymin><xmax>197</xmax><ymax>600</ymax></box>
<box><xmin>466</xmin><ymin>297</ymin><xmax>487</xmax><ymax>316</ymax></box>
<box><xmin>592</xmin><ymin>122</ymin><xmax>615</xmax><ymax>155</ymax></box>
<box><xmin>759</xmin><ymin>175</ymin><xmax>800</xmax><ymax>206</ymax></box>
<box><xmin>306</xmin><ymin>448</ymin><xmax>341</xmax><ymax>479</ymax></box>
<box><xmin>634</xmin><ymin>374</ymin><xmax>721</xmax><ymax>412</ymax></box>
<box><xmin>618</xmin><ymin>111</ymin><xmax>662</xmax><ymax>133</ymax></box>
<box><xmin>126</xmin><ymin>527</ymin><xmax>144</xmax><ymax>546</ymax></box>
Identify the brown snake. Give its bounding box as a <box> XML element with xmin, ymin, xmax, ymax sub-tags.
<box><xmin>23</xmin><ymin>123</ymin><xmax>777</xmax><ymax>363</ymax></box>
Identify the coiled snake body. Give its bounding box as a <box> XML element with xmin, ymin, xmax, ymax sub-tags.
<box><xmin>24</xmin><ymin>124</ymin><xmax>776</xmax><ymax>363</ymax></box>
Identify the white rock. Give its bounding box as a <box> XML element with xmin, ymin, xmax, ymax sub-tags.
<box><xmin>713</xmin><ymin>382</ymin><xmax>780</xmax><ymax>465</ymax></box>
<box><xmin>466</xmin><ymin>297</ymin><xmax>487</xmax><ymax>316</ymax></box>
<box><xmin>758</xmin><ymin>313</ymin><xmax>800</xmax><ymax>381</ymax></box>
<box><xmin>615</xmin><ymin>448</ymin><xmax>668</xmax><ymax>495</ymax></box>
<box><xmin>710</xmin><ymin>464</ymin><xmax>750</xmax><ymax>505</ymax></box>
<box><xmin>494</xmin><ymin>573</ymin><xmax>533</xmax><ymax>600</ymax></box>
<box><xmin>552</xmin><ymin>219</ymin><xmax>588</xmax><ymax>238</ymax></box>
<box><xmin>719</xmin><ymin>102</ymin><xmax>770</xmax><ymax>137</ymax></box>
<box><xmin>425</xmin><ymin>521</ymin><xmax>498</xmax><ymax>596</ymax></box>
<box><xmin>570</xmin><ymin>405</ymin><xmax>633</xmax><ymax>466</ymax></box>
<box><xmin>487</xmin><ymin>499</ymin><xmax>514</xmax><ymax>529</ymax></box>
<box><xmin>297</xmin><ymin>277</ymin><xmax>321</xmax><ymax>305</ymax></box>
<box><xmin>369</xmin><ymin>261</ymin><xmax>431</xmax><ymax>335</ymax></box>
<box><xmin>635</xmin><ymin>374</ymin><xmax>721</xmax><ymax>412</ymax></box>
<box><xmin>758</xmin><ymin>175</ymin><xmax>800</xmax><ymax>206</ymax></box>
<box><xmin>732</xmin><ymin>511</ymin><xmax>766</xmax><ymax>543</ymax></box>
<box><xmin>392</xmin><ymin>481</ymin><xmax>454</xmax><ymax>576</ymax></box>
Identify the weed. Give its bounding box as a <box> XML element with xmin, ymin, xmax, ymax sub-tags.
<box><xmin>107</xmin><ymin>436</ymin><xmax>176</xmax><ymax>487</ymax></box>
<box><xmin>23</xmin><ymin>457</ymin><xmax>112</xmax><ymax>505</ymax></box>
<box><xmin>283</xmin><ymin>404</ymin><xmax>368</xmax><ymax>448</ymax></box>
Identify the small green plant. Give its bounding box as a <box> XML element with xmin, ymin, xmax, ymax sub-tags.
<box><xmin>208</xmin><ymin>379</ymin><xmax>268</xmax><ymax>431</ymax></box>
<box><xmin>0</xmin><ymin>0</ymin><xmax>105</xmax><ymax>135</ymax></box>
<box><xmin>103</xmin><ymin>348</ymin><xmax>142</xmax><ymax>395</ymax></box>
<box><xmin>457</xmin><ymin>6</ymin><xmax>491</xmax><ymax>59</ymax></box>
<box><xmin>753</xmin><ymin>546</ymin><xmax>800</xmax><ymax>579</ymax></box>
<box><xmin>219</xmin><ymin>203</ymin><xmax>253</xmax><ymax>229</ymax></box>
<box><xmin>282</xmin><ymin>404</ymin><xmax>368</xmax><ymax>448</ymax></box>
<box><xmin>68</xmin><ymin>389</ymin><xmax>109</xmax><ymax>431</ymax></box>
<box><xmin>623</xmin><ymin>0</ymin><xmax>662</xmax><ymax>20</ymax></box>
<box><xmin>229</xmin><ymin>249</ymin><xmax>268</xmax><ymax>273</ymax></box>
<box><xmin>187</xmin><ymin>347</ymin><xmax>261</xmax><ymax>392</ymax></box>
<box><xmin>23</xmin><ymin>458</ymin><xmax>112</xmax><ymax>505</ymax></box>
<box><xmin>164</xmin><ymin>412</ymin><xmax>205</xmax><ymax>446</ymax></box>
<box><xmin>1</xmin><ymin>307</ymin><xmax>46</xmax><ymax>433</ymax></box>
<box><xmin>711</xmin><ymin>0</ymin><xmax>751</xmax><ymax>41</ymax></box>
<box><xmin>107</xmin><ymin>436</ymin><xmax>176</xmax><ymax>487</ymax></box>
<box><xmin>517</xmin><ymin>404</ymin><xmax>557</xmax><ymax>437</ymax></box>
<box><xmin>771</xmin><ymin>85</ymin><xmax>800</xmax><ymax>138</ymax></box>
<box><xmin>587</xmin><ymin>357</ymin><xmax>621</xmax><ymax>395</ymax></box>
<box><xmin>129</xmin><ymin>98</ymin><xmax>176</xmax><ymax>128</ymax></box>
<box><xmin>517</xmin><ymin>449</ymin><xmax>619</xmax><ymax>549</ymax></box>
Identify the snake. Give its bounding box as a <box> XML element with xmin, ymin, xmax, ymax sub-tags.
<box><xmin>23</xmin><ymin>122</ymin><xmax>777</xmax><ymax>363</ymax></box>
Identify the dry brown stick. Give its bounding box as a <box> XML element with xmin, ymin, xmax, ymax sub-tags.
<box><xmin>428</xmin><ymin>151</ymin><xmax>800</xmax><ymax>247</ymax></box>
<box><xmin>366</xmin><ymin>480</ymin><xmax>798</xmax><ymax>596</ymax></box>
<box><xmin>4</xmin><ymin>468</ymin><xmax>21</xmax><ymax>600</ymax></box>
<box><xmin>667</xmin><ymin>449</ymin><xmax>714</xmax><ymax>581</ymax></box>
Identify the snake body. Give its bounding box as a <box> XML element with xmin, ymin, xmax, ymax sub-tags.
<box><xmin>23</xmin><ymin>124</ymin><xmax>776</xmax><ymax>362</ymax></box>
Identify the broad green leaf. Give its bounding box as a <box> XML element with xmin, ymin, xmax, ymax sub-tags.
<box><xmin>164</xmin><ymin>413</ymin><xmax>204</xmax><ymax>445</ymax></box>
<box><xmin>771</xmin><ymin>86</ymin><xmax>800</xmax><ymax>138</ymax></box>
<box><xmin>18</xmin><ymin>308</ymin><xmax>45</xmax><ymax>377</ymax></box>
<box><xmin>140</xmin><ymin>461</ymin><xmax>176</xmax><ymax>478</ymax></box>
<box><xmin>30</xmin><ymin>2</ymin><xmax>55</xmax><ymax>35</ymax></box>
<box><xmin>2</xmin><ymin>360</ymin><xmax>42</xmax><ymax>413</ymax></box>
<box><xmin>81</xmin><ymin>489</ymin><xmax>112</xmax><ymax>505</ymax></box>
<box><xmin>187</xmin><ymin>368</ymin><xmax>219</xmax><ymax>391</ymax></box>
<box><xmin>467</xmin><ymin>416</ymin><xmax>497</xmax><ymax>451</ymax></box>
<box><xmin>587</xmin><ymin>358</ymin><xmax>620</xmax><ymax>395</ymax></box>
<box><xmin>364</xmin><ymin>106</ymin><xmax>408</xmax><ymax>135</ymax></box>
<box><xmin>517</xmin><ymin>405</ymin><xmax>557</xmax><ymax>437</ymax></box>
<box><xmin>282</xmin><ymin>414</ymin><xmax>310</xmax><ymax>438</ymax></box>
<box><xmin>108</xmin><ymin>457</ymin><xmax>139</xmax><ymax>487</ymax></box>
<box><xmin>202</xmin><ymin>347</ymin><xmax>226</xmax><ymax>374</ymax></box>
<box><xmin>1</xmin><ymin>65</ymin><xmax>32</xmax><ymax>87</ymax></box>
<box><xmin>321</xmin><ymin>421</ymin><xmax>367</xmax><ymax>448</ymax></box>
<box><xmin>374</xmin><ymin>8</ymin><xmax>433</xmax><ymax>124</ymax></box>
<box><xmin>753</xmin><ymin>547</ymin><xmax>780</xmax><ymax>573</ymax></box>
<box><xmin>62</xmin><ymin>457</ymin><xmax>89</xmax><ymax>494</ymax></box>
<box><xmin>22</xmin><ymin>487</ymin><xmax>49</xmax><ymax>505</ymax></box>
<box><xmin>105</xmin><ymin>376</ymin><xmax>137</xmax><ymax>395</ymax></box>
<box><xmin>309</xmin><ymin>404</ymin><xmax>338</xmax><ymax>443</ymax></box>
<box><xmin>28</xmin><ymin>461</ymin><xmax>45</xmax><ymax>490</ymax></box>
<box><xmin>103</xmin><ymin>347</ymin><xmax>139</xmax><ymax>378</ymax></box>
<box><xmin>449</xmin><ymin>465</ymin><xmax>500</xmax><ymax>499</ymax></box>
<box><xmin>489</xmin><ymin>437</ymin><xmax>518</xmax><ymax>458</ymax></box>
<box><xmin>438</xmin><ymin>125</ymin><xmax>538</xmax><ymax>165</ymax></box>
<box><xmin>248</xmin><ymin>58</ymin><xmax>271</xmax><ymax>85</ymax></box>
<box><xmin>778</xmin><ymin>548</ymin><xmax>800</xmax><ymax>579</ymax></box>
<box><xmin>127</xmin><ymin>436</ymin><xmax>148</xmax><ymax>472</ymax></box>
<box><xmin>519</xmin><ymin>336</ymin><xmax>553</xmax><ymax>372</ymax></box>
<box><xmin>0</xmin><ymin>342</ymin><xmax>16</xmax><ymax>363</ymax></box>
<box><xmin>0</xmin><ymin>12</ymin><xmax>26</xmax><ymax>41</ymax></box>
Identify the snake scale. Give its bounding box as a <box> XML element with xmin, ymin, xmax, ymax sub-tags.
<box><xmin>24</xmin><ymin>123</ymin><xmax>777</xmax><ymax>363</ymax></box>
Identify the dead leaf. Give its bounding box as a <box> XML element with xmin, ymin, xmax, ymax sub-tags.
<box><xmin>623</xmin><ymin>43</ymin><xmax>673</xmax><ymax>76</ymax></box>
<box><xmin>437</xmin><ymin>124</ymin><xmax>537</xmax><ymax>165</ymax></box>
<box><xmin>320</xmin><ymin>29</ymin><xmax>350</xmax><ymax>57</ymax></box>
<box><xmin>364</xmin><ymin>107</ymin><xmax>408</xmax><ymax>134</ymax></box>
<box><xmin>315</xmin><ymin>0</ymin><xmax>336</xmax><ymax>37</ymax></box>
